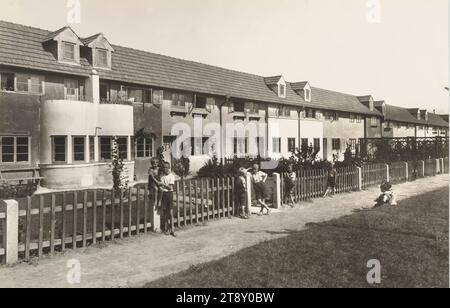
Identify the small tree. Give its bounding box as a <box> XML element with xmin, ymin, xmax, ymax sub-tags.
<box><xmin>172</xmin><ymin>156</ymin><xmax>190</xmax><ymax>180</ymax></box>
<box><xmin>110</xmin><ymin>136</ymin><xmax>129</xmax><ymax>194</ymax></box>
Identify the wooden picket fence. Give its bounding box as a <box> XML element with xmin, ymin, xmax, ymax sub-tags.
<box><xmin>0</xmin><ymin>176</ymin><xmax>236</xmax><ymax>263</ymax></box>
<box><xmin>172</xmin><ymin>177</ymin><xmax>236</xmax><ymax>228</ymax></box>
<box><xmin>389</xmin><ymin>162</ymin><xmax>408</xmax><ymax>183</ymax></box>
<box><xmin>361</xmin><ymin>163</ymin><xmax>387</xmax><ymax>190</ymax></box>
<box><xmin>281</xmin><ymin>166</ymin><xmax>358</xmax><ymax>204</ymax></box>
<box><xmin>12</xmin><ymin>188</ymin><xmax>152</xmax><ymax>261</ymax></box>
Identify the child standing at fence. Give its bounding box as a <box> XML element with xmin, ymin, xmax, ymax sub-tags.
<box><xmin>148</xmin><ymin>158</ymin><xmax>163</xmax><ymax>211</ymax></box>
<box><xmin>250</xmin><ymin>164</ymin><xmax>271</xmax><ymax>216</ymax></box>
<box><xmin>284</xmin><ymin>164</ymin><xmax>296</xmax><ymax>207</ymax></box>
<box><xmin>236</xmin><ymin>167</ymin><xmax>249</xmax><ymax>219</ymax></box>
<box><xmin>160</xmin><ymin>162</ymin><xmax>176</xmax><ymax>237</ymax></box>
<box><xmin>323</xmin><ymin>164</ymin><xmax>337</xmax><ymax>198</ymax></box>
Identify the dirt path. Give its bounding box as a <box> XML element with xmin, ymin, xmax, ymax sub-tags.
<box><xmin>0</xmin><ymin>175</ymin><xmax>448</xmax><ymax>288</ymax></box>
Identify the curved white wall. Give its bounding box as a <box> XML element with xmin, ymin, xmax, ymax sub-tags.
<box><xmin>40</xmin><ymin>100</ymin><xmax>134</xmax><ymax>188</ymax></box>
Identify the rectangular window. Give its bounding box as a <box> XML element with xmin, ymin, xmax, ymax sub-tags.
<box><xmin>52</xmin><ymin>136</ymin><xmax>67</xmax><ymax>163</ymax></box>
<box><xmin>16</xmin><ymin>74</ymin><xmax>29</xmax><ymax>92</ymax></box>
<box><xmin>279</xmin><ymin>84</ymin><xmax>286</xmax><ymax>97</ymax></box>
<box><xmin>0</xmin><ymin>72</ymin><xmax>15</xmax><ymax>91</ymax></box>
<box><xmin>100</xmin><ymin>137</ymin><xmax>112</xmax><ymax>160</ymax></box>
<box><xmin>89</xmin><ymin>136</ymin><xmax>95</xmax><ymax>162</ymax></box>
<box><xmin>190</xmin><ymin>137</ymin><xmax>205</xmax><ymax>156</ymax></box>
<box><xmin>0</xmin><ymin>136</ymin><xmax>31</xmax><ymax>163</ymax></box>
<box><xmin>349</xmin><ymin>139</ymin><xmax>357</xmax><ymax>151</ymax></box>
<box><xmin>116</xmin><ymin>137</ymin><xmax>128</xmax><ymax>159</ymax></box>
<box><xmin>332</xmin><ymin>138</ymin><xmax>341</xmax><ymax>151</ymax></box>
<box><xmin>288</xmin><ymin>138</ymin><xmax>296</xmax><ymax>153</ymax></box>
<box><xmin>272</xmin><ymin>138</ymin><xmax>281</xmax><ymax>154</ymax></box>
<box><xmin>62</xmin><ymin>42</ymin><xmax>75</xmax><ymax>61</ymax></box>
<box><xmin>96</xmin><ymin>49</ymin><xmax>108</xmax><ymax>67</ymax></box>
<box><xmin>16</xmin><ymin>137</ymin><xmax>29</xmax><ymax>162</ymax></box>
<box><xmin>30</xmin><ymin>75</ymin><xmax>43</xmax><ymax>94</ymax></box>
<box><xmin>128</xmin><ymin>88</ymin><xmax>143</xmax><ymax>103</ymax></box>
<box><xmin>301</xmin><ymin>138</ymin><xmax>309</xmax><ymax>149</ymax></box>
<box><xmin>356</xmin><ymin>115</ymin><xmax>362</xmax><ymax>123</ymax></box>
<box><xmin>314</xmin><ymin>138</ymin><xmax>320</xmax><ymax>152</ymax></box>
<box><xmin>195</xmin><ymin>96</ymin><xmax>207</xmax><ymax>109</ymax></box>
<box><xmin>64</xmin><ymin>79</ymin><xmax>79</xmax><ymax>100</ymax></box>
<box><xmin>152</xmin><ymin>89</ymin><xmax>163</xmax><ymax>105</ymax></box>
<box><xmin>73</xmin><ymin>137</ymin><xmax>85</xmax><ymax>162</ymax></box>
<box><xmin>0</xmin><ymin>137</ymin><xmax>14</xmax><ymax>163</ymax></box>
<box><xmin>371</xmin><ymin>117</ymin><xmax>378</xmax><ymax>127</ymax></box>
<box><xmin>306</xmin><ymin>109</ymin><xmax>316</xmax><ymax>119</ymax></box>
<box><xmin>234</xmin><ymin>137</ymin><xmax>248</xmax><ymax>155</ymax></box>
<box><xmin>349</xmin><ymin>114</ymin><xmax>355</xmax><ymax>123</ymax></box>
<box><xmin>136</xmin><ymin>137</ymin><xmax>154</xmax><ymax>158</ymax></box>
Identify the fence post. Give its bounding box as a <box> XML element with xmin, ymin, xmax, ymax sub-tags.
<box><xmin>246</xmin><ymin>173</ymin><xmax>252</xmax><ymax>217</ymax></box>
<box><xmin>273</xmin><ymin>173</ymin><xmax>281</xmax><ymax>209</ymax></box>
<box><xmin>356</xmin><ymin>167</ymin><xmax>362</xmax><ymax>191</ymax></box>
<box><xmin>419</xmin><ymin>160</ymin><xmax>425</xmax><ymax>177</ymax></box>
<box><xmin>385</xmin><ymin>164</ymin><xmax>390</xmax><ymax>183</ymax></box>
<box><xmin>405</xmin><ymin>162</ymin><xmax>409</xmax><ymax>181</ymax></box>
<box><xmin>2</xmin><ymin>200</ymin><xmax>19</xmax><ymax>265</ymax></box>
<box><xmin>435</xmin><ymin>159</ymin><xmax>440</xmax><ymax>175</ymax></box>
<box><xmin>150</xmin><ymin>189</ymin><xmax>161</xmax><ymax>232</ymax></box>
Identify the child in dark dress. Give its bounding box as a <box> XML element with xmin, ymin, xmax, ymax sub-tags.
<box><xmin>284</xmin><ymin>164</ymin><xmax>296</xmax><ymax>207</ymax></box>
<box><xmin>323</xmin><ymin>164</ymin><xmax>337</xmax><ymax>198</ymax></box>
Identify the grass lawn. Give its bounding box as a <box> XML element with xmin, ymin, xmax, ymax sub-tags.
<box><xmin>145</xmin><ymin>187</ymin><xmax>449</xmax><ymax>288</ymax></box>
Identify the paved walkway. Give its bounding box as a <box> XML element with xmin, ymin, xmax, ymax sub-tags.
<box><xmin>0</xmin><ymin>175</ymin><xmax>448</xmax><ymax>288</ymax></box>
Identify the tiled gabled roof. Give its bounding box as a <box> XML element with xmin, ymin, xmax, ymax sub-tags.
<box><xmin>384</xmin><ymin>104</ymin><xmax>422</xmax><ymax>124</ymax></box>
<box><xmin>263</xmin><ymin>75</ymin><xmax>283</xmax><ymax>86</ymax></box>
<box><xmin>0</xmin><ymin>20</ymin><xmax>378</xmax><ymax>115</ymax></box>
<box><xmin>424</xmin><ymin>113</ymin><xmax>449</xmax><ymax>127</ymax></box>
<box><xmin>0</xmin><ymin>21</ymin><xmax>91</xmax><ymax>76</ymax></box>
<box><xmin>309</xmin><ymin>87</ymin><xmax>381</xmax><ymax>116</ymax></box>
<box><xmin>290</xmin><ymin>81</ymin><xmax>309</xmax><ymax>91</ymax></box>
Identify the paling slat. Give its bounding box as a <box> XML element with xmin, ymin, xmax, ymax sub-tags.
<box><xmin>188</xmin><ymin>180</ymin><xmax>192</xmax><ymax>224</ymax></box>
<box><xmin>206</xmin><ymin>179</ymin><xmax>210</xmax><ymax>221</ymax></box>
<box><xmin>92</xmin><ymin>190</ymin><xmax>97</xmax><ymax>245</ymax></box>
<box><xmin>227</xmin><ymin>177</ymin><xmax>231</xmax><ymax>217</ymax></box>
<box><xmin>38</xmin><ymin>195</ymin><xmax>44</xmax><ymax>257</ymax></box>
<box><xmin>201</xmin><ymin>179</ymin><xmax>205</xmax><ymax>222</ymax></box>
<box><xmin>50</xmin><ymin>194</ymin><xmax>56</xmax><ymax>254</ymax></box>
<box><xmin>25</xmin><ymin>196</ymin><xmax>32</xmax><ymax>259</ymax></box>
<box><xmin>61</xmin><ymin>192</ymin><xmax>66</xmax><ymax>252</ymax></box>
<box><xmin>128</xmin><ymin>188</ymin><xmax>133</xmax><ymax>236</ymax></box>
<box><xmin>176</xmin><ymin>181</ymin><xmax>180</xmax><ymax>228</ymax></box>
<box><xmin>102</xmin><ymin>190</ymin><xmax>107</xmax><ymax>242</ymax></box>
<box><xmin>231</xmin><ymin>177</ymin><xmax>235</xmax><ymax>216</ymax></box>
<box><xmin>119</xmin><ymin>190</ymin><xmax>124</xmax><ymax>239</ymax></box>
<box><xmin>182</xmin><ymin>180</ymin><xmax>187</xmax><ymax>226</ymax></box>
<box><xmin>143</xmin><ymin>187</ymin><xmax>148</xmax><ymax>233</ymax></box>
<box><xmin>194</xmin><ymin>180</ymin><xmax>199</xmax><ymax>224</ymax></box>
<box><xmin>110</xmin><ymin>191</ymin><xmax>115</xmax><ymax>240</ymax></box>
<box><xmin>211</xmin><ymin>179</ymin><xmax>215</xmax><ymax>219</ymax></box>
<box><xmin>136</xmin><ymin>187</ymin><xmax>141</xmax><ymax>236</ymax></box>
<box><xmin>82</xmin><ymin>191</ymin><xmax>88</xmax><ymax>247</ymax></box>
<box><xmin>221</xmin><ymin>177</ymin><xmax>225</xmax><ymax>218</ymax></box>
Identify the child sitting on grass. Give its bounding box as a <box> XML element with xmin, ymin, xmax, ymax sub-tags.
<box><xmin>374</xmin><ymin>182</ymin><xmax>397</xmax><ymax>207</ymax></box>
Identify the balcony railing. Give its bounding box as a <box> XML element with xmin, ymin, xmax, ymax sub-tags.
<box><xmin>99</xmin><ymin>98</ymin><xmax>133</xmax><ymax>106</ymax></box>
<box><xmin>43</xmin><ymin>94</ymin><xmax>93</xmax><ymax>102</ymax></box>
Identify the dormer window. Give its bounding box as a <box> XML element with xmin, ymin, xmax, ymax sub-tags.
<box><xmin>95</xmin><ymin>48</ymin><xmax>109</xmax><ymax>68</ymax></box>
<box><xmin>279</xmin><ymin>84</ymin><xmax>286</xmax><ymax>98</ymax></box>
<box><xmin>304</xmin><ymin>88</ymin><xmax>311</xmax><ymax>101</ymax></box>
<box><xmin>62</xmin><ymin>42</ymin><xmax>76</xmax><ymax>61</ymax></box>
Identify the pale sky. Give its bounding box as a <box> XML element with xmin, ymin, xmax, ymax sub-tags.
<box><xmin>1</xmin><ymin>0</ymin><xmax>448</xmax><ymax>113</ymax></box>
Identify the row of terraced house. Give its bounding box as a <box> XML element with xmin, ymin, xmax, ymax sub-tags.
<box><xmin>0</xmin><ymin>20</ymin><xmax>448</xmax><ymax>189</ymax></box>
